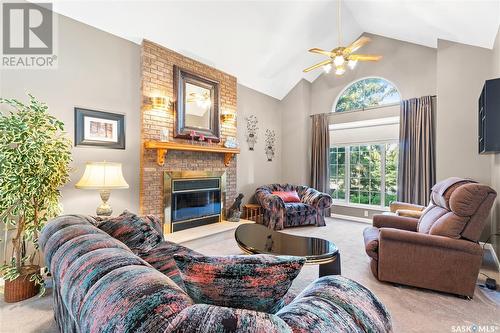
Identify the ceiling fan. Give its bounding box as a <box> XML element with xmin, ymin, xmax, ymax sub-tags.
<box><xmin>303</xmin><ymin>0</ymin><xmax>382</xmax><ymax>75</ymax></box>
<box><xmin>188</xmin><ymin>92</ymin><xmax>211</xmax><ymax>109</ymax></box>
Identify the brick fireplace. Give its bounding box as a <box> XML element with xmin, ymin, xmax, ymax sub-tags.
<box><xmin>140</xmin><ymin>40</ymin><xmax>238</xmax><ymax>227</ymax></box>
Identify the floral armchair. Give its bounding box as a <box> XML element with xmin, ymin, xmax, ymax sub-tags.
<box><xmin>255</xmin><ymin>184</ymin><xmax>333</xmax><ymax>230</ymax></box>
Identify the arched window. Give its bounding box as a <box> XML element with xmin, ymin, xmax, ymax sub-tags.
<box><xmin>334</xmin><ymin>77</ymin><xmax>401</xmax><ymax>113</ymax></box>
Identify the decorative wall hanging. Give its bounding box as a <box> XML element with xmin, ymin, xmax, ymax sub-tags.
<box><xmin>265</xmin><ymin>129</ymin><xmax>276</xmax><ymax>162</ymax></box>
<box><xmin>160</xmin><ymin>128</ymin><xmax>169</xmax><ymax>142</ymax></box>
<box><xmin>75</xmin><ymin>108</ymin><xmax>125</xmax><ymax>149</ymax></box>
<box><xmin>246</xmin><ymin>115</ymin><xmax>258</xmax><ymax>150</ymax></box>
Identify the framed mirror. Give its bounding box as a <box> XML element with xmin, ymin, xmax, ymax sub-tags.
<box><xmin>174</xmin><ymin>66</ymin><xmax>220</xmax><ymax>142</ymax></box>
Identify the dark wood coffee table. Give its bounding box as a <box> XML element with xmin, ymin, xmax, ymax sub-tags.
<box><xmin>235</xmin><ymin>223</ymin><xmax>341</xmax><ymax>277</ymax></box>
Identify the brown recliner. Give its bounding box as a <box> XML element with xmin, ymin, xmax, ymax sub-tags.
<box><xmin>363</xmin><ymin>177</ymin><xmax>497</xmax><ymax>297</ymax></box>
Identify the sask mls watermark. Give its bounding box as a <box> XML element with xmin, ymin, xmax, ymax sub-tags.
<box><xmin>1</xmin><ymin>2</ymin><xmax>57</xmax><ymax>68</ymax></box>
<box><xmin>452</xmin><ymin>325</ymin><xmax>500</xmax><ymax>332</ymax></box>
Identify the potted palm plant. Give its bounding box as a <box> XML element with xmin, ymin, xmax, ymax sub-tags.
<box><xmin>0</xmin><ymin>95</ymin><xmax>71</xmax><ymax>302</ymax></box>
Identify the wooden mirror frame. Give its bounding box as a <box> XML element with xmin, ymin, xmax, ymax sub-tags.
<box><xmin>173</xmin><ymin>66</ymin><xmax>221</xmax><ymax>142</ymax></box>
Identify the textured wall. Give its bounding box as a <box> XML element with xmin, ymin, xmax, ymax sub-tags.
<box><xmin>140</xmin><ymin>40</ymin><xmax>237</xmax><ymax>218</ymax></box>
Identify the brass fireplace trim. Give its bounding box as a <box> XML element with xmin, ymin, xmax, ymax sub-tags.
<box><xmin>164</xmin><ymin>170</ymin><xmax>226</xmax><ymax>234</ymax></box>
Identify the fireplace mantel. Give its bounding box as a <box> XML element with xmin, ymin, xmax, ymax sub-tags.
<box><xmin>144</xmin><ymin>141</ymin><xmax>240</xmax><ymax>167</ymax></box>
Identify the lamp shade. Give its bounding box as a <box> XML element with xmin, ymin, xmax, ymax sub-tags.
<box><xmin>75</xmin><ymin>162</ymin><xmax>129</xmax><ymax>190</ymax></box>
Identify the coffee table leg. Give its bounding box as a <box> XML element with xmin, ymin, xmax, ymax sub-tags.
<box><xmin>319</xmin><ymin>254</ymin><xmax>341</xmax><ymax>277</ymax></box>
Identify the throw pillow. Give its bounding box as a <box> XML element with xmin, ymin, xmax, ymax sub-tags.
<box><xmin>272</xmin><ymin>191</ymin><xmax>301</xmax><ymax>203</ymax></box>
<box><xmin>142</xmin><ymin>214</ymin><xmax>164</xmax><ymax>241</ymax></box>
<box><xmin>173</xmin><ymin>254</ymin><xmax>305</xmax><ymax>312</ymax></box>
<box><xmin>96</xmin><ymin>211</ymin><xmax>162</xmax><ymax>253</ymax></box>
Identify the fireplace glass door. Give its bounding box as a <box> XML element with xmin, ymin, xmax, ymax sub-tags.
<box><xmin>171</xmin><ymin>189</ymin><xmax>221</xmax><ymax>222</ymax></box>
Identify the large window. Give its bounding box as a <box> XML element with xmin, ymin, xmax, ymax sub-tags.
<box><xmin>330</xmin><ymin>143</ymin><xmax>398</xmax><ymax>208</ymax></box>
<box><xmin>335</xmin><ymin>77</ymin><xmax>400</xmax><ymax>113</ymax></box>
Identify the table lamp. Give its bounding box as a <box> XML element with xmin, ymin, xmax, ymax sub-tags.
<box><xmin>75</xmin><ymin>162</ymin><xmax>129</xmax><ymax>216</ymax></box>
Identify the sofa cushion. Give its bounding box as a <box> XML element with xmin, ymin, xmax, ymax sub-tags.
<box><xmin>50</xmin><ymin>233</ymin><xmax>131</xmax><ymax>285</ymax></box>
<box><xmin>284</xmin><ymin>203</ymin><xmax>318</xmax><ymax>227</ymax></box>
<box><xmin>272</xmin><ymin>191</ymin><xmax>301</xmax><ymax>203</ymax></box>
<box><xmin>428</xmin><ymin>212</ymin><xmax>469</xmax><ymax>239</ymax></box>
<box><xmin>276</xmin><ymin>276</ymin><xmax>392</xmax><ymax>333</ymax></box>
<box><xmin>449</xmin><ymin>183</ymin><xmax>492</xmax><ymax>217</ymax></box>
<box><xmin>166</xmin><ymin>304</ymin><xmax>292</xmax><ymax>333</ymax></box>
<box><xmin>142</xmin><ymin>214</ymin><xmax>164</xmax><ymax>240</ymax></box>
<box><xmin>173</xmin><ymin>254</ymin><xmax>305</xmax><ymax>313</ymax></box>
<box><xmin>44</xmin><ymin>225</ymin><xmax>108</xmax><ymax>268</ymax></box>
<box><xmin>139</xmin><ymin>241</ymin><xmax>201</xmax><ymax>290</ymax></box>
<box><xmin>96</xmin><ymin>211</ymin><xmax>162</xmax><ymax>254</ymax></box>
<box><xmin>39</xmin><ymin>214</ymin><xmax>95</xmax><ymax>251</ymax></box>
<box><xmin>286</xmin><ymin>203</ymin><xmax>317</xmax><ymax>216</ymax></box>
<box><xmin>61</xmin><ymin>248</ymin><xmax>149</xmax><ymax>318</ymax></box>
<box><xmin>430</xmin><ymin>178</ymin><xmax>473</xmax><ymax>209</ymax></box>
<box><xmin>417</xmin><ymin>205</ymin><xmax>448</xmax><ymax>234</ymax></box>
<box><xmin>78</xmin><ymin>265</ymin><xmax>193</xmax><ymax>333</ymax></box>
<box><xmin>363</xmin><ymin>227</ymin><xmax>380</xmax><ymax>260</ymax></box>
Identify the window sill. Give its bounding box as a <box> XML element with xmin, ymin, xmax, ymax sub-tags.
<box><xmin>332</xmin><ymin>201</ymin><xmax>389</xmax><ymax>212</ymax></box>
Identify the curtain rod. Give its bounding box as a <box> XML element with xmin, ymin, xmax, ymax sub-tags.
<box><xmin>309</xmin><ymin>95</ymin><xmax>437</xmax><ymax>118</ymax></box>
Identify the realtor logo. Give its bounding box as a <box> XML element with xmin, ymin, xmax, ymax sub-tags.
<box><xmin>1</xmin><ymin>2</ymin><xmax>57</xmax><ymax>68</ymax></box>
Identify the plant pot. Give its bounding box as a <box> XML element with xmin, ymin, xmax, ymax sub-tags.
<box><xmin>4</xmin><ymin>265</ymin><xmax>40</xmax><ymax>303</ymax></box>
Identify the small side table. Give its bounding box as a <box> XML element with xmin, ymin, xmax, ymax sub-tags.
<box><xmin>243</xmin><ymin>204</ymin><xmax>262</xmax><ymax>222</ymax></box>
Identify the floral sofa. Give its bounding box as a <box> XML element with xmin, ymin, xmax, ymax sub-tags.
<box><xmin>39</xmin><ymin>213</ymin><xmax>392</xmax><ymax>333</ymax></box>
<box><xmin>255</xmin><ymin>184</ymin><xmax>333</xmax><ymax>230</ymax></box>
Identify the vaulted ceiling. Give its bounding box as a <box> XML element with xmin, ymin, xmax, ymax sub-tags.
<box><xmin>51</xmin><ymin>0</ymin><xmax>500</xmax><ymax>100</ymax></box>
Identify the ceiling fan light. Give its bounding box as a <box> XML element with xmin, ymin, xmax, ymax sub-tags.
<box><xmin>335</xmin><ymin>66</ymin><xmax>346</xmax><ymax>76</ymax></box>
<box><xmin>348</xmin><ymin>59</ymin><xmax>358</xmax><ymax>69</ymax></box>
<box><xmin>333</xmin><ymin>55</ymin><xmax>345</xmax><ymax>67</ymax></box>
<box><xmin>323</xmin><ymin>63</ymin><xmax>332</xmax><ymax>73</ymax></box>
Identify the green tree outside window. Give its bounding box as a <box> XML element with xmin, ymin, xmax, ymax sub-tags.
<box><xmin>335</xmin><ymin>78</ymin><xmax>400</xmax><ymax>113</ymax></box>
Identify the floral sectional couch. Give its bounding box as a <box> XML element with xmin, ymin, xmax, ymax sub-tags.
<box><xmin>39</xmin><ymin>213</ymin><xmax>392</xmax><ymax>333</ymax></box>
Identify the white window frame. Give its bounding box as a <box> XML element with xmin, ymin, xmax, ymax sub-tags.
<box><xmin>330</xmin><ymin>140</ymin><xmax>398</xmax><ymax>210</ymax></box>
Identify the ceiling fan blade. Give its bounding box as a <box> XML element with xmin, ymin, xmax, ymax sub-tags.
<box><xmin>308</xmin><ymin>48</ymin><xmax>334</xmax><ymax>57</ymax></box>
<box><xmin>345</xmin><ymin>36</ymin><xmax>371</xmax><ymax>53</ymax></box>
<box><xmin>348</xmin><ymin>54</ymin><xmax>382</xmax><ymax>62</ymax></box>
<box><xmin>303</xmin><ymin>59</ymin><xmax>333</xmax><ymax>73</ymax></box>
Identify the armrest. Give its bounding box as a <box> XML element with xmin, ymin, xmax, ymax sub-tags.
<box><xmin>389</xmin><ymin>201</ymin><xmax>425</xmax><ymax>213</ymax></box>
<box><xmin>257</xmin><ymin>193</ymin><xmax>285</xmax><ymax>211</ymax></box>
<box><xmin>379</xmin><ymin>228</ymin><xmax>482</xmax><ymax>256</ymax></box>
<box><xmin>301</xmin><ymin>188</ymin><xmax>333</xmax><ymax>209</ymax></box>
<box><xmin>395</xmin><ymin>209</ymin><xmax>424</xmax><ymax>219</ymax></box>
<box><xmin>373</xmin><ymin>214</ymin><xmax>419</xmax><ymax>231</ymax></box>
<box><xmin>277</xmin><ymin>276</ymin><xmax>392</xmax><ymax>333</ymax></box>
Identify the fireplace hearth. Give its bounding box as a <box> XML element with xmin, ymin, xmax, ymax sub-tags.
<box><xmin>164</xmin><ymin>171</ymin><xmax>226</xmax><ymax>233</ymax></box>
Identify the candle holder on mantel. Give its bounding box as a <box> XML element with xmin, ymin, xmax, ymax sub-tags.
<box><xmin>160</xmin><ymin>128</ymin><xmax>169</xmax><ymax>142</ymax></box>
<box><xmin>198</xmin><ymin>134</ymin><xmax>206</xmax><ymax>146</ymax></box>
<box><xmin>190</xmin><ymin>130</ymin><xmax>197</xmax><ymax>144</ymax></box>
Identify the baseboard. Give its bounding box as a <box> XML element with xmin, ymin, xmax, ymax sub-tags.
<box><xmin>480</xmin><ymin>242</ymin><xmax>500</xmax><ymax>272</ymax></box>
<box><xmin>331</xmin><ymin>213</ymin><xmax>371</xmax><ymax>224</ymax></box>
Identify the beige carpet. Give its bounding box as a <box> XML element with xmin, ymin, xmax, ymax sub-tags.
<box><xmin>1</xmin><ymin>218</ymin><xmax>499</xmax><ymax>333</ymax></box>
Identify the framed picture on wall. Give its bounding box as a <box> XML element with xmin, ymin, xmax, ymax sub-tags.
<box><xmin>74</xmin><ymin>108</ymin><xmax>125</xmax><ymax>149</ymax></box>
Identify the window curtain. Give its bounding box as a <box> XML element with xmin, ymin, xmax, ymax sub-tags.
<box><xmin>311</xmin><ymin>113</ymin><xmax>330</xmax><ymax>196</ymax></box>
<box><xmin>398</xmin><ymin>96</ymin><xmax>435</xmax><ymax>205</ymax></box>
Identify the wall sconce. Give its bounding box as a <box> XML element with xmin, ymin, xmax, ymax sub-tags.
<box><xmin>221</xmin><ymin>109</ymin><xmax>236</xmax><ymax>122</ymax></box>
<box><xmin>149</xmin><ymin>96</ymin><xmax>172</xmax><ymax>110</ymax></box>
